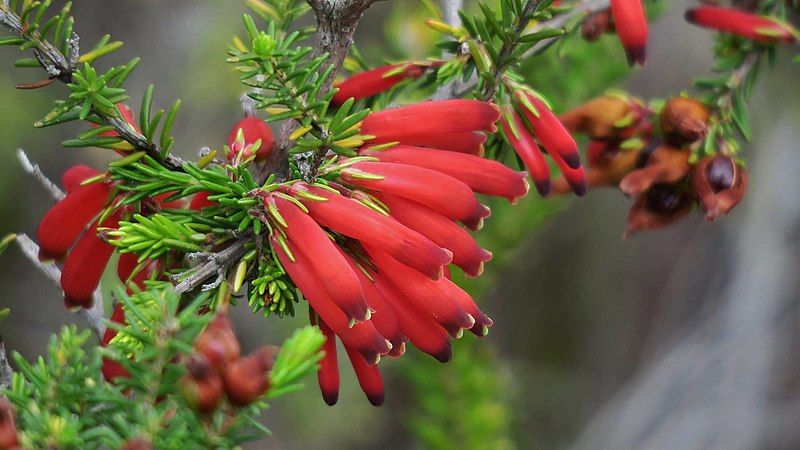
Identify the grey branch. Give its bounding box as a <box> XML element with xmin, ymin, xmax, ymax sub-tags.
<box><xmin>0</xmin><ymin>336</ymin><xmax>12</xmax><ymax>389</ymax></box>
<box><xmin>173</xmin><ymin>238</ymin><xmax>249</xmax><ymax>294</ymax></box>
<box><xmin>0</xmin><ymin>3</ymin><xmax>185</xmax><ymax>170</ymax></box>
<box><xmin>14</xmin><ymin>234</ymin><xmax>106</xmax><ymax>338</ymax></box>
<box><xmin>17</xmin><ymin>149</ymin><xmax>65</xmax><ymax>202</ymax></box>
<box><xmin>256</xmin><ymin>0</ymin><xmax>383</xmax><ymax>183</ymax></box>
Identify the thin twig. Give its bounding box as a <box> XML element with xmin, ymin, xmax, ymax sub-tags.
<box><xmin>173</xmin><ymin>238</ymin><xmax>250</xmax><ymax>294</ymax></box>
<box><xmin>432</xmin><ymin>0</ymin><xmax>468</xmax><ymax>100</ymax></box>
<box><xmin>14</xmin><ymin>234</ymin><xmax>106</xmax><ymax>337</ymax></box>
<box><xmin>17</xmin><ymin>149</ymin><xmax>65</xmax><ymax>202</ymax></box>
<box><xmin>0</xmin><ymin>3</ymin><xmax>185</xmax><ymax>170</ymax></box>
<box><xmin>0</xmin><ymin>336</ymin><xmax>12</xmax><ymax>389</ymax></box>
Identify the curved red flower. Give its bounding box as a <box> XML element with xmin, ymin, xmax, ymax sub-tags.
<box><xmin>685</xmin><ymin>6</ymin><xmax>798</xmax><ymax>44</ymax></box>
<box><xmin>610</xmin><ymin>0</ymin><xmax>648</xmax><ymax>66</ymax></box>
<box><xmin>332</xmin><ymin>62</ymin><xmax>440</xmax><ymax>105</ymax></box>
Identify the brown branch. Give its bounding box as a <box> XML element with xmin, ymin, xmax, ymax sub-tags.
<box><xmin>173</xmin><ymin>237</ymin><xmax>250</xmax><ymax>294</ymax></box>
<box><xmin>256</xmin><ymin>0</ymin><xmax>383</xmax><ymax>183</ymax></box>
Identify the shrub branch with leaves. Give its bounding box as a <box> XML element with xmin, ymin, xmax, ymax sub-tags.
<box><xmin>0</xmin><ymin>0</ymin><xmax>798</xmax><ymax>448</ymax></box>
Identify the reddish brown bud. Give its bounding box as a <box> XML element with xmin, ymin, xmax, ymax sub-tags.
<box><xmin>582</xmin><ymin>9</ymin><xmax>614</xmax><ymax>41</ymax></box>
<box><xmin>691</xmin><ymin>154</ymin><xmax>748</xmax><ymax>221</ymax></box>
<box><xmin>181</xmin><ymin>355</ymin><xmax>224</xmax><ymax>413</ymax></box>
<box><xmin>660</xmin><ymin>97</ymin><xmax>710</xmax><ymax>146</ymax></box>
<box><xmin>194</xmin><ymin>310</ymin><xmax>240</xmax><ymax>371</ymax></box>
<box><xmin>222</xmin><ymin>347</ymin><xmax>276</xmax><ymax>406</ymax></box>
<box><xmin>625</xmin><ymin>183</ymin><xmax>692</xmax><ymax>237</ymax></box>
<box><xmin>619</xmin><ymin>145</ymin><xmax>691</xmax><ymax>196</ymax></box>
<box><xmin>0</xmin><ymin>398</ymin><xmax>19</xmax><ymax>450</ymax></box>
<box><xmin>120</xmin><ymin>438</ymin><xmax>153</xmax><ymax>450</ymax></box>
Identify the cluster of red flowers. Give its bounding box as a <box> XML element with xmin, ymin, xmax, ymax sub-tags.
<box><xmin>182</xmin><ymin>309</ymin><xmax>275</xmax><ymax>412</ymax></box>
<box><xmin>556</xmin><ymin>93</ymin><xmax>747</xmax><ymax>235</ymax></box>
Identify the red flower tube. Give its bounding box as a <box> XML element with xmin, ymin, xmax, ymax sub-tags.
<box><xmin>332</xmin><ymin>62</ymin><xmax>437</xmax><ymax>105</ymax></box>
<box><xmin>272</xmin><ymin>237</ymin><xmax>391</xmax><ymax>364</ymax></box>
<box><xmin>362</xmin><ymin>145</ymin><xmax>529</xmax><ymax>203</ymax></box>
<box><xmin>437</xmin><ymin>276</ymin><xmax>493</xmax><ymax>337</ymax></box>
<box><xmin>270</xmin><ymin>195</ymin><xmax>370</xmax><ymax>322</ymax></box>
<box><xmin>286</xmin><ymin>182</ymin><xmax>452</xmax><ymax>280</ymax></box>
<box><xmin>363</xmin><ymin>246</ymin><xmax>474</xmax><ymax>338</ymax></box>
<box><xmin>311</xmin><ymin>313</ymin><xmax>341</xmax><ymax>406</ymax></box>
<box><xmin>516</xmin><ymin>92</ymin><xmax>582</xmax><ymax>170</ymax></box>
<box><xmin>340</xmin><ymin>161</ymin><xmax>491</xmax><ymax>230</ymax></box>
<box><xmin>61</xmin><ymin>165</ymin><xmax>99</xmax><ymax>193</ymax></box>
<box><xmin>101</xmin><ymin>303</ymin><xmax>130</xmax><ymax>382</ymax></box>
<box><xmin>344</xmin><ymin>345</ymin><xmax>385</xmax><ymax>406</ymax></box>
<box><xmin>364</xmin><ymin>131</ymin><xmax>488</xmax><ymax>156</ymax></box>
<box><xmin>501</xmin><ymin>111</ymin><xmax>552</xmax><ymax>196</ymax></box>
<box><xmin>37</xmin><ymin>180</ymin><xmax>112</xmax><ymax>260</ymax></box>
<box><xmin>685</xmin><ymin>6</ymin><xmax>798</xmax><ymax>44</ymax></box>
<box><xmin>371</xmin><ymin>191</ymin><xmax>492</xmax><ymax>277</ymax></box>
<box><xmin>610</xmin><ymin>0</ymin><xmax>649</xmax><ymax>66</ymax></box>
<box><xmin>60</xmin><ymin>213</ymin><xmax>121</xmax><ymax>308</ymax></box>
<box><xmin>371</xmin><ymin>270</ymin><xmax>452</xmax><ymax>362</ymax></box>
<box><xmin>360</xmin><ymin>100</ymin><xmax>501</xmax><ymax>142</ymax></box>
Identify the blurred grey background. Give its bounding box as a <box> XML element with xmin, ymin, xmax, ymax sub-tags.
<box><xmin>1</xmin><ymin>1</ymin><xmax>799</xmax><ymax>449</ymax></box>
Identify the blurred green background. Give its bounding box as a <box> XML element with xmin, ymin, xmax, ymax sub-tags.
<box><xmin>2</xmin><ymin>1</ymin><xmax>799</xmax><ymax>449</ymax></box>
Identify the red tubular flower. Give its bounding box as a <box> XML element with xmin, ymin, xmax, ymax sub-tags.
<box><xmin>362</xmin><ymin>145</ymin><xmax>529</xmax><ymax>203</ymax></box>
<box><xmin>360</xmin><ymin>100</ymin><xmax>500</xmax><ymax>153</ymax></box>
<box><xmin>516</xmin><ymin>92</ymin><xmax>582</xmax><ymax>170</ymax></box>
<box><xmin>363</xmin><ymin>246</ymin><xmax>474</xmax><ymax>338</ymax></box>
<box><xmin>37</xmin><ymin>179</ymin><xmax>112</xmax><ymax>260</ymax></box>
<box><xmin>60</xmin><ymin>213</ymin><xmax>121</xmax><ymax>308</ymax></box>
<box><xmin>189</xmin><ymin>191</ymin><xmax>216</xmax><ymax>210</ymax></box>
<box><xmin>344</xmin><ymin>345</ymin><xmax>385</xmax><ymax>406</ymax></box>
<box><xmin>501</xmin><ymin>111</ymin><xmax>552</xmax><ymax>196</ymax></box>
<box><xmin>102</xmin><ymin>303</ymin><xmax>129</xmax><ymax>382</ymax></box>
<box><xmin>691</xmin><ymin>154</ymin><xmax>748</xmax><ymax>221</ymax></box>
<box><xmin>437</xmin><ymin>276</ymin><xmax>493</xmax><ymax>337</ymax></box>
<box><xmin>286</xmin><ymin>182</ymin><xmax>452</xmax><ymax>280</ymax></box>
<box><xmin>552</xmin><ymin>151</ymin><xmax>588</xmax><ymax>196</ymax></box>
<box><xmin>0</xmin><ymin>398</ymin><xmax>19</xmax><ymax>450</ymax></box>
<box><xmin>269</xmin><ymin>195</ymin><xmax>370</xmax><ymax>322</ymax></box>
<box><xmin>311</xmin><ymin>313</ymin><xmax>341</xmax><ymax>406</ymax></box>
<box><xmin>610</xmin><ymin>0</ymin><xmax>648</xmax><ymax>66</ymax></box>
<box><xmin>340</xmin><ymin>161</ymin><xmax>491</xmax><ymax>230</ymax></box>
<box><xmin>227</xmin><ymin>115</ymin><xmax>275</xmax><ymax>162</ymax></box>
<box><xmin>272</xmin><ymin>237</ymin><xmax>391</xmax><ymax>364</ymax></box>
<box><xmin>371</xmin><ymin>191</ymin><xmax>492</xmax><ymax>277</ymax></box>
<box><xmin>332</xmin><ymin>62</ymin><xmax>439</xmax><ymax>105</ymax></box>
<box><xmin>371</xmin><ymin>270</ymin><xmax>452</xmax><ymax>362</ymax></box>
<box><xmin>685</xmin><ymin>6</ymin><xmax>798</xmax><ymax>44</ymax></box>
<box><xmin>61</xmin><ymin>165</ymin><xmax>98</xmax><ymax>193</ymax></box>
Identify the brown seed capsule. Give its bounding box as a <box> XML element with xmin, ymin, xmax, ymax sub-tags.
<box><xmin>582</xmin><ymin>9</ymin><xmax>615</xmax><ymax>41</ymax></box>
<box><xmin>194</xmin><ymin>310</ymin><xmax>241</xmax><ymax>371</ymax></box>
<box><xmin>625</xmin><ymin>183</ymin><xmax>692</xmax><ymax>237</ymax></box>
<box><xmin>691</xmin><ymin>154</ymin><xmax>748</xmax><ymax>221</ymax></box>
<box><xmin>0</xmin><ymin>398</ymin><xmax>19</xmax><ymax>450</ymax></box>
<box><xmin>660</xmin><ymin>97</ymin><xmax>710</xmax><ymax>146</ymax></box>
<box><xmin>619</xmin><ymin>145</ymin><xmax>691</xmax><ymax>196</ymax></box>
<box><xmin>222</xmin><ymin>347</ymin><xmax>277</xmax><ymax>406</ymax></box>
<box><xmin>559</xmin><ymin>94</ymin><xmax>637</xmax><ymax>141</ymax></box>
<box><xmin>181</xmin><ymin>355</ymin><xmax>224</xmax><ymax>414</ymax></box>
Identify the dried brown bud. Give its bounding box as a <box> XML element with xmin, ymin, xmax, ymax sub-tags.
<box><xmin>194</xmin><ymin>310</ymin><xmax>241</xmax><ymax>371</ymax></box>
<box><xmin>0</xmin><ymin>398</ymin><xmax>19</xmax><ymax>450</ymax></box>
<box><xmin>619</xmin><ymin>145</ymin><xmax>691</xmax><ymax>196</ymax></box>
<box><xmin>222</xmin><ymin>347</ymin><xmax>276</xmax><ymax>406</ymax></box>
<box><xmin>582</xmin><ymin>9</ymin><xmax>615</xmax><ymax>41</ymax></box>
<box><xmin>691</xmin><ymin>154</ymin><xmax>748</xmax><ymax>221</ymax></box>
<box><xmin>181</xmin><ymin>355</ymin><xmax>224</xmax><ymax>413</ymax></box>
<box><xmin>660</xmin><ymin>97</ymin><xmax>710</xmax><ymax>146</ymax></box>
<box><xmin>625</xmin><ymin>183</ymin><xmax>692</xmax><ymax>237</ymax></box>
<box><xmin>560</xmin><ymin>94</ymin><xmax>639</xmax><ymax>141</ymax></box>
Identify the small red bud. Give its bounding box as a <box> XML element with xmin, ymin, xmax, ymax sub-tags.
<box><xmin>227</xmin><ymin>116</ymin><xmax>275</xmax><ymax>163</ymax></box>
<box><xmin>194</xmin><ymin>310</ymin><xmax>241</xmax><ymax>371</ymax></box>
<box><xmin>0</xmin><ymin>398</ymin><xmax>20</xmax><ymax>450</ymax></box>
<box><xmin>660</xmin><ymin>97</ymin><xmax>710</xmax><ymax>146</ymax></box>
<box><xmin>222</xmin><ymin>347</ymin><xmax>276</xmax><ymax>406</ymax></box>
<box><xmin>181</xmin><ymin>355</ymin><xmax>224</xmax><ymax>414</ymax></box>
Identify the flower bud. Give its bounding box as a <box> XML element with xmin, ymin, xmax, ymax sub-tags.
<box><xmin>582</xmin><ymin>9</ymin><xmax>614</xmax><ymax>41</ymax></box>
<box><xmin>660</xmin><ymin>97</ymin><xmax>709</xmax><ymax>146</ymax></box>
<box><xmin>222</xmin><ymin>347</ymin><xmax>276</xmax><ymax>406</ymax></box>
<box><xmin>181</xmin><ymin>355</ymin><xmax>224</xmax><ymax>413</ymax></box>
<box><xmin>194</xmin><ymin>310</ymin><xmax>241</xmax><ymax>371</ymax></box>
<box><xmin>559</xmin><ymin>94</ymin><xmax>641</xmax><ymax>141</ymax></box>
<box><xmin>0</xmin><ymin>398</ymin><xmax>19</xmax><ymax>450</ymax></box>
<box><xmin>691</xmin><ymin>154</ymin><xmax>748</xmax><ymax>221</ymax></box>
<box><xmin>227</xmin><ymin>116</ymin><xmax>275</xmax><ymax>163</ymax></box>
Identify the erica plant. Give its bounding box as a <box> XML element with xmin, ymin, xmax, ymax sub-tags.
<box><xmin>0</xmin><ymin>0</ymin><xmax>798</xmax><ymax>448</ymax></box>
